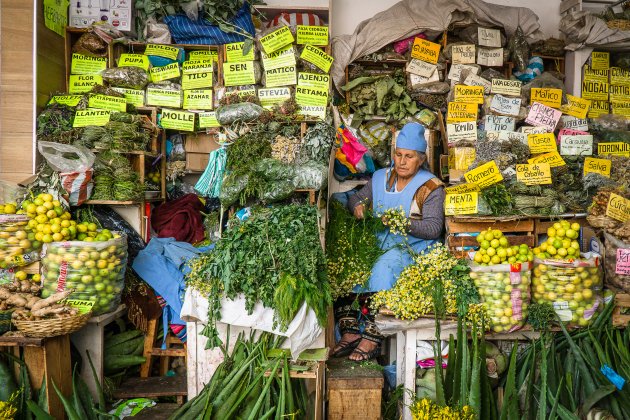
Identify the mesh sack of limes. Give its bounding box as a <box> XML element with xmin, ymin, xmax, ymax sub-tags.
<box><xmin>470</xmin><ymin>228</ymin><xmax>534</xmax><ymax>333</ymax></box>
<box><xmin>40</xmin><ymin>230</ymin><xmax>128</xmax><ymax>315</ymax></box>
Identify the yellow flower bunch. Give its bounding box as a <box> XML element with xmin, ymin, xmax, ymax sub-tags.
<box><xmin>0</xmin><ymin>391</ymin><xmax>18</xmax><ymax>420</ymax></box>
<box><xmin>465</xmin><ymin>302</ymin><xmax>490</xmax><ymax>334</ymax></box>
<box><xmin>411</xmin><ymin>398</ymin><xmax>475</xmax><ymax>420</ymax></box>
<box><xmin>381</xmin><ymin>206</ymin><xmax>410</xmax><ymax>236</ymax></box>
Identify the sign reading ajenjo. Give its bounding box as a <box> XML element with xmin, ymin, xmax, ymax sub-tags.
<box><xmin>297</xmin><ymin>72</ymin><xmax>329</xmax><ymax>90</ymax></box>
<box><xmin>464</xmin><ymin>161</ymin><xmax>503</xmax><ymax>188</ymax></box>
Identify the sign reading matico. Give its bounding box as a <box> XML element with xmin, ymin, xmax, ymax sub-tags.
<box><xmin>464</xmin><ymin>160</ymin><xmax>503</xmax><ymax>189</ymax></box>
<box><xmin>160</xmin><ymin>109</ymin><xmax>195</xmax><ymax>131</ymax></box>
<box><xmin>531</xmin><ymin>88</ymin><xmax>562</xmax><ymax>108</ymax></box>
<box><xmin>410</xmin><ymin>38</ymin><xmax>441</xmax><ymax>64</ymax></box>
<box><xmin>525</xmin><ymin>102</ymin><xmax>562</xmax><ymax>132</ymax></box>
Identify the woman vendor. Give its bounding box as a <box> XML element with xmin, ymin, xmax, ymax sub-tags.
<box><xmin>333</xmin><ymin>122</ymin><xmax>445</xmax><ymax>361</ymax></box>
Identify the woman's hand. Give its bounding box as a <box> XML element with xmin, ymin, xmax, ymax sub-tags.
<box><xmin>354</xmin><ymin>204</ymin><xmax>365</xmax><ymax>219</ymax></box>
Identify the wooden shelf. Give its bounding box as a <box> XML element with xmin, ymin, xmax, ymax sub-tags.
<box><xmin>91</xmin><ymin>149</ymin><xmax>158</xmax><ymax>157</ymax></box>
<box><xmin>83</xmin><ymin>200</ymin><xmax>140</xmax><ymax>205</ymax></box>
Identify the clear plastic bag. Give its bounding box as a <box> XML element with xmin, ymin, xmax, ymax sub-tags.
<box><xmin>40</xmin><ymin>232</ymin><xmax>127</xmax><ymax>315</ymax></box>
<box><xmin>168</xmin><ymin>134</ymin><xmax>186</xmax><ymax>161</ymax></box>
<box><xmin>522</xmin><ymin>73</ymin><xmax>566</xmax><ymax>104</ymax></box>
<box><xmin>261</xmin><ymin>179</ymin><xmax>295</xmax><ymax>203</ymax></box>
<box><xmin>219</xmin><ymin>173</ymin><xmax>249</xmax><ymax>206</ymax></box>
<box><xmin>0</xmin><ymin>215</ymin><xmax>40</xmax><ymax>269</ymax></box>
<box><xmin>532</xmin><ymin>253</ymin><xmax>603</xmax><ymax>327</ymax></box>
<box><xmin>252</xmin><ymin>158</ymin><xmax>295</xmax><ymax>180</ymax></box>
<box><xmin>293</xmin><ymin>162</ymin><xmax>327</xmax><ymax>190</ymax></box>
<box><xmin>603</xmin><ymin>232</ymin><xmax>630</xmax><ymax>293</ymax></box>
<box><xmin>469</xmin><ymin>261</ymin><xmax>532</xmax><ymax>333</ymax></box>
<box><xmin>101</xmin><ymin>67</ymin><xmax>150</xmax><ymax>90</ymax></box>
<box><xmin>37</xmin><ymin>141</ymin><xmax>95</xmax><ymax>172</ymax></box>
<box><xmin>216</xmin><ymin>102</ymin><xmax>264</xmax><ymax>125</ymax></box>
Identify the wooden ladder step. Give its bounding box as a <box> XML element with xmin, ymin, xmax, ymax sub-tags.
<box><xmin>131</xmin><ymin>403</ymin><xmax>181</xmax><ymax>420</ymax></box>
<box><xmin>150</xmin><ymin>347</ymin><xmax>186</xmax><ymax>357</ymax></box>
<box><xmin>112</xmin><ymin>375</ymin><xmax>187</xmax><ymax>400</ymax></box>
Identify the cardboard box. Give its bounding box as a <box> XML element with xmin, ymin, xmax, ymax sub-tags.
<box><xmin>186</xmin><ymin>153</ymin><xmax>210</xmax><ymax>172</ymax></box>
<box><xmin>184</xmin><ymin>133</ymin><xmax>220</xmax><ymax>154</ymax></box>
<box><xmin>69</xmin><ymin>0</ymin><xmax>134</xmax><ymax>32</ymax></box>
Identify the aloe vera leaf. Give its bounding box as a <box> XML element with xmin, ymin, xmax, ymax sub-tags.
<box><xmin>444</xmin><ymin>333</ymin><xmax>456</xmax><ymax>403</ymax></box>
<box><xmin>538</xmin><ymin>336</ymin><xmax>548</xmax><ymax>420</ymax></box>
<box><xmin>468</xmin><ymin>332</ymin><xmax>481</xmax><ymax>415</ymax></box>
<box><xmin>548</xmin><ymin>377</ymin><xmax>565</xmax><ymax>420</ymax></box>
<box><xmin>500</xmin><ymin>343</ymin><xmax>519</xmax><ymax>420</ymax></box>
<box><xmin>246</xmin><ymin>359</ymin><xmax>281</xmax><ymax>420</ymax></box>
<box><xmin>582</xmin><ymin>384</ymin><xmax>616</xmax><ymax>415</ymax></box>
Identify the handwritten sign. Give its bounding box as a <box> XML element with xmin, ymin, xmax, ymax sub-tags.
<box><xmin>183</xmin><ymin>89</ymin><xmax>213</xmax><ymax>110</ymax></box>
<box><xmin>258</xmin><ymin>87</ymin><xmax>291</xmax><ymax>109</ymax></box>
<box><xmin>525</xmin><ymin>102</ymin><xmax>562</xmax><ymax>132</ymax></box>
<box><xmin>224</xmin><ymin>42</ymin><xmax>255</xmax><ymax>62</ymax></box>
<box><xmin>485</xmin><ymin>115</ymin><xmax>515</xmax><ymax>132</ymax></box>
<box><xmin>448</xmin><ymin>64</ymin><xmax>479</xmax><ymax>81</ymax></box>
<box><xmin>606</xmin><ymin>193</ymin><xmax>630</xmax><ymax>222</ymax></box>
<box><xmin>584</xmin><ymin>157</ymin><xmax>611</xmax><ymax>177</ymax></box>
<box><xmin>516</xmin><ymin>163</ymin><xmax>552</xmax><ymax>185</ymax></box>
<box><xmin>558</xmin><ymin>128</ymin><xmax>588</xmax><ymax>142</ymax></box>
<box><xmin>198</xmin><ymin>111</ymin><xmax>220</xmax><ymax>128</ymax></box>
<box><xmin>447</xmin><ymin>121</ymin><xmax>477</xmax><ymax>142</ymax></box>
<box><xmin>48</xmin><ymin>95</ymin><xmax>83</xmax><ymax>107</ymax></box>
<box><xmin>300</xmin><ymin>45</ymin><xmax>333</xmax><ymax>73</ymax></box>
<box><xmin>531</xmin><ymin>88</ymin><xmax>563</xmax><ymax>109</ymax></box>
<box><xmin>145</xmin><ymin>44</ymin><xmax>179</xmax><ymax>60</ymax></box>
<box><xmin>297</xmin><ymin>72</ymin><xmax>329</xmax><ymax>90</ymax></box>
<box><xmin>477</xmin><ymin>48</ymin><xmax>503</xmax><ymax>67</ymax></box>
<box><xmin>486</xmin><ymin>130</ymin><xmax>527</xmax><ymax>144</ymax></box>
<box><xmin>411</xmin><ymin>38</ymin><xmax>441</xmax><ymax>64</ymax></box>
<box><xmin>43</xmin><ymin>0</ymin><xmax>68</xmax><ymax>37</ymax></box>
<box><xmin>447</xmin><ymin>102</ymin><xmax>478</xmax><ymax>122</ymax></box>
<box><xmin>88</xmin><ymin>94</ymin><xmax>127</xmax><ymax>112</ymax></box>
<box><xmin>528</xmin><ymin>133</ymin><xmax>557</xmax><ymax>154</ymax></box>
<box><xmin>118</xmin><ymin>54</ymin><xmax>150</xmax><ymax>70</ymax></box>
<box><xmin>160</xmin><ymin>109</ymin><xmax>195</xmax><ymax>131</ymax></box>
<box><xmin>612</xmin><ymin>101</ymin><xmax>630</xmax><ymax>117</ymax></box>
<box><xmin>610</xmin><ymin>67</ymin><xmax>630</xmax><ymax>86</ymax></box>
<box><xmin>598</xmin><ymin>142</ymin><xmax>630</xmax><ymax>157</ymax></box>
<box><xmin>68</xmin><ymin>75</ymin><xmax>103</xmax><ymax>94</ymax></box>
<box><xmin>112</xmin><ymin>88</ymin><xmax>145</xmax><ymax>108</ymax></box>
<box><xmin>478</xmin><ymin>27</ymin><xmax>502</xmax><ymax>47</ymax></box>
<box><xmin>409</xmin><ymin>72</ymin><xmax>440</xmax><ymax>88</ymax></box>
<box><xmin>588</xmin><ymin>100</ymin><xmax>610</xmax><ymax>118</ymax></box>
<box><xmin>150</xmin><ymin>63</ymin><xmax>180</xmax><ymax>83</ymax></box>
<box><xmin>407</xmin><ymin>59</ymin><xmax>438</xmax><ymax>78</ymax></box>
<box><xmin>463</xmin><ymin>74</ymin><xmax>492</xmax><ymax>94</ymax></box>
<box><xmin>591</xmin><ymin>51</ymin><xmax>610</xmax><ymax>70</ymax></box>
<box><xmin>260</xmin><ymin>26</ymin><xmax>294</xmax><ymax>54</ymax></box>
<box><xmin>560</xmin><ymin>135</ymin><xmax>593</xmax><ymax>156</ymax></box>
<box><xmin>454</xmin><ymin>85</ymin><xmax>484</xmax><ymax>104</ymax></box>
<box><xmin>582</xmin><ymin>80</ymin><xmax>609</xmax><ymax>101</ymax></box>
<box><xmin>71</xmin><ymin>54</ymin><xmax>107</xmax><ymax>75</ymax></box>
<box><xmin>444</xmin><ymin>183</ymin><xmax>480</xmax><ymax>194</ymax></box>
<box><xmin>528</xmin><ymin>151</ymin><xmax>566</xmax><ymax>168</ymax></box>
<box><xmin>261</xmin><ymin>45</ymin><xmax>296</xmax><ymax>70</ymax></box>
<box><xmin>444</xmin><ymin>192</ymin><xmax>479</xmax><ymax>216</ymax></box>
<box><xmin>182</xmin><ymin>71</ymin><xmax>213</xmax><ymax>91</ymax></box>
<box><xmin>520</xmin><ymin>126</ymin><xmax>549</xmax><ymax>135</ymax></box>
<box><xmin>73</xmin><ymin>109</ymin><xmax>111</xmax><ymax>128</ymax></box>
<box><xmin>146</xmin><ymin>88</ymin><xmax>182</xmax><ymax>108</ymax></box>
<box><xmin>452</xmin><ymin>44</ymin><xmax>476</xmax><ymax>64</ymax></box>
<box><xmin>490</xmin><ymin>95</ymin><xmax>521</xmax><ymax>116</ymax></box>
<box><xmin>223</xmin><ymin>61</ymin><xmax>256</xmax><ymax>86</ymax></box>
<box><xmin>615</xmin><ymin>249</ymin><xmax>630</xmax><ymax>275</ymax></box>
<box><xmin>559</xmin><ymin>114</ymin><xmax>589</xmax><ymax>131</ymax></box>
<box><xmin>296</xmin><ymin>25</ymin><xmax>329</xmax><ymax>45</ymax></box>
<box><xmin>464</xmin><ymin>161</ymin><xmax>503</xmax><ymax>188</ymax></box>
<box><xmin>491</xmin><ymin>79</ymin><xmax>522</xmax><ymax>96</ymax></box>
<box><xmin>583</xmin><ymin>66</ymin><xmax>609</xmax><ymax>82</ymax></box>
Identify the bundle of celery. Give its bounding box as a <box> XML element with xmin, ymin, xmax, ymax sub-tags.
<box><xmin>169</xmin><ymin>333</ymin><xmax>310</xmax><ymax>420</ymax></box>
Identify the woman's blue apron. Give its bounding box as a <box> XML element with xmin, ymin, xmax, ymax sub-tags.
<box><xmin>353</xmin><ymin>168</ymin><xmax>439</xmax><ymax>293</ymax></box>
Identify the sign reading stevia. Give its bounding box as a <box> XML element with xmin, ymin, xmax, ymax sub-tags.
<box><xmin>300</xmin><ymin>45</ymin><xmax>334</xmax><ymax>73</ymax></box>
<box><xmin>73</xmin><ymin>109</ymin><xmax>111</xmax><ymax>128</ymax></box>
<box><xmin>583</xmin><ymin>157</ymin><xmax>611</xmax><ymax>177</ymax></box>
<box><xmin>118</xmin><ymin>54</ymin><xmax>150</xmax><ymax>70</ymax></box>
<box><xmin>144</xmin><ymin>44</ymin><xmax>179</xmax><ymax>60</ymax></box>
<box><xmin>516</xmin><ymin>163</ymin><xmax>552</xmax><ymax>185</ymax></box>
<box><xmin>444</xmin><ymin>192</ymin><xmax>479</xmax><ymax>216</ymax></box>
<box><xmin>447</xmin><ymin>102</ymin><xmax>478</xmax><ymax>122</ymax></box>
<box><xmin>606</xmin><ymin>193</ymin><xmax>630</xmax><ymax>222</ymax></box>
<box><xmin>411</xmin><ymin>38</ymin><xmax>441</xmax><ymax>64</ymax></box>
<box><xmin>260</xmin><ymin>26</ymin><xmax>294</xmax><ymax>54</ymax></box>
<box><xmin>160</xmin><ymin>109</ymin><xmax>195</xmax><ymax>131</ymax></box>
<box><xmin>296</xmin><ymin>25</ymin><xmax>329</xmax><ymax>45</ymax></box>
<box><xmin>464</xmin><ymin>160</ymin><xmax>503</xmax><ymax>189</ymax></box>
<box><xmin>258</xmin><ymin>87</ymin><xmax>291</xmax><ymax>109</ymax></box>
<box><xmin>224</xmin><ymin>42</ymin><xmax>255</xmax><ymax>62</ymax></box>
<box><xmin>71</xmin><ymin>54</ymin><xmax>107</xmax><ymax>75</ymax></box>
<box><xmin>223</xmin><ymin>61</ymin><xmax>256</xmax><ymax>86</ymax></box>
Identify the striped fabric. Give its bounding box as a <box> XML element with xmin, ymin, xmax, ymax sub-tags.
<box><xmin>266</xmin><ymin>12</ymin><xmax>325</xmax><ymax>29</ymax></box>
<box><xmin>60</xmin><ymin>169</ymin><xmax>93</xmax><ymax>206</ymax></box>
<box><xmin>194</xmin><ymin>147</ymin><xmax>226</xmax><ymax>198</ymax></box>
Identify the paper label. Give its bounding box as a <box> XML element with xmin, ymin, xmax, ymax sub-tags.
<box><xmin>583</xmin><ymin>66</ymin><xmax>609</xmax><ymax>82</ymax></box>
<box><xmin>71</xmin><ymin>53</ymin><xmax>107</xmax><ymax>75</ymax></box>
<box><xmin>444</xmin><ymin>183</ymin><xmax>480</xmax><ymax>194</ymax></box>
<box><xmin>298</xmin><ymin>105</ymin><xmax>326</xmax><ymax>120</ymax></box>
<box><xmin>447</xmin><ymin>102</ymin><xmax>478</xmax><ymax>122</ymax></box>
<box><xmin>160</xmin><ymin>109</ymin><xmax>195</xmax><ymax>132</ymax></box>
<box><xmin>558</xmin><ymin>128</ymin><xmax>588</xmax><ymax>142</ymax></box>
<box><xmin>409</xmin><ymin>72</ymin><xmax>440</xmax><ymax>88</ymax></box>
<box><xmin>73</xmin><ymin>109</ymin><xmax>111</xmax><ymax>127</ymax></box>
<box><xmin>189</xmin><ymin>50</ymin><xmax>218</xmax><ymax>63</ymax></box>
<box><xmin>583</xmin><ymin>157</ymin><xmax>611</xmax><ymax>177</ymax></box>
<box><xmin>118</xmin><ymin>54</ymin><xmax>150</xmax><ymax>70</ymax></box>
<box><xmin>609</xmin><ymin>84</ymin><xmax>630</xmax><ymax>103</ymax></box>
<box><xmin>490</xmin><ymin>95</ymin><xmax>521</xmax><ymax>116</ymax></box>
<box><xmin>615</xmin><ymin>249</ymin><xmax>630</xmax><ymax>275</ymax></box>
<box><xmin>235</xmin><ymin>88</ymin><xmax>257</xmax><ymax>98</ymax></box>
<box><xmin>297</xmin><ymin>72</ymin><xmax>329</xmax><ymax>90</ymax></box>
<box><xmin>491</xmin><ymin>79</ymin><xmax>522</xmax><ymax>96</ymax></box>
<box><xmin>528</xmin><ymin>151</ymin><xmax>566</xmax><ymax>168</ymax></box>
<box><xmin>295</xmin><ymin>86</ymin><xmax>328</xmax><ymax>106</ymax></box>
<box><xmin>260</xmin><ymin>26</ymin><xmax>294</xmax><ymax>54</ymax></box>
<box><xmin>485</xmin><ymin>115</ymin><xmax>515</xmax><ymax>132</ymax></box>
<box><xmin>591</xmin><ymin>52</ymin><xmax>610</xmax><ymax>70</ymax></box>
<box><xmin>531</xmin><ymin>88</ymin><xmax>563</xmax><ymax>108</ymax></box>
<box><xmin>463</xmin><ymin>74</ymin><xmax>492</xmax><ymax>94</ymax></box>
<box><xmin>182</xmin><ymin>71</ymin><xmax>213</xmax><ymax>90</ymax></box>
<box><xmin>447</xmin><ymin>121</ymin><xmax>477</xmax><ymax>142</ymax></box>
<box><xmin>486</xmin><ymin>131</ymin><xmax>527</xmax><ymax>144</ymax></box>
<box><xmin>145</xmin><ymin>44</ymin><xmax>179</xmax><ymax>60</ymax></box>
<box><xmin>63</xmin><ymin>299</ymin><xmax>95</xmax><ymax>314</ymax></box>
<box><xmin>520</xmin><ymin>126</ymin><xmax>549</xmax><ymax>135</ymax></box>
<box><xmin>224</xmin><ymin>42</ymin><xmax>255</xmax><ymax>62</ymax></box>
<box><xmin>183</xmin><ymin>89</ymin><xmax>213</xmax><ymax>110</ymax></box>
<box><xmin>464</xmin><ymin>160</ymin><xmax>503</xmax><ymax>188</ymax></box>
<box><xmin>48</xmin><ymin>95</ymin><xmax>83</xmax><ymax>107</ymax></box>
<box><xmin>477</xmin><ymin>48</ymin><xmax>503</xmax><ymax>66</ymax></box>
<box><xmin>560</xmin><ymin>135</ymin><xmax>593</xmax><ymax>156</ymax></box>
<box><xmin>525</xmin><ymin>102</ymin><xmax>562</xmax><ymax>132</ymax></box>
<box><xmin>198</xmin><ymin>111</ymin><xmax>220</xmax><ymax>128</ymax></box>
<box><xmin>610</xmin><ymin>67</ymin><xmax>630</xmax><ymax>86</ymax></box>
<box><xmin>454</xmin><ymin>85</ymin><xmax>484</xmax><ymax>104</ymax></box>
<box><xmin>478</xmin><ymin>27</ymin><xmax>502</xmax><ymax>47</ymax></box>
<box><xmin>68</xmin><ymin>75</ymin><xmax>103</xmax><ymax>94</ymax></box>
<box><xmin>612</xmin><ymin>101</ymin><xmax>630</xmax><ymax>117</ymax></box>
<box><xmin>560</xmin><ymin>114</ymin><xmax>589</xmax><ymax>131</ymax></box>
<box><xmin>452</xmin><ymin>44</ymin><xmax>476</xmax><ymax>64</ymax></box>
<box><xmin>527</xmin><ymin>133</ymin><xmax>557</xmax><ymax>154</ymax></box>
<box><xmin>449</xmin><ymin>147</ymin><xmax>476</xmax><ymax>170</ymax></box>
<box><xmin>88</xmin><ymin>94</ymin><xmax>127</xmax><ymax>112</ymax></box>
<box><xmin>411</xmin><ymin>38</ymin><xmax>441</xmax><ymax>64</ymax></box>
<box><xmin>444</xmin><ymin>192</ymin><xmax>479</xmax><ymax>216</ymax></box>
<box><xmin>300</xmin><ymin>45</ymin><xmax>334</xmax><ymax>73</ymax></box>
<box><xmin>258</xmin><ymin>87</ymin><xmax>291</xmax><ymax>109</ymax></box>
<box><xmin>606</xmin><ymin>193</ymin><xmax>630</xmax><ymax>222</ymax></box>
<box><xmin>182</xmin><ymin>59</ymin><xmax>213</xmax><ymax>74</ymax></box>
<box><xmin>582</xmin><ymin>80</ymin><xmax>609</xmax><ymax>101</ymax></box>
<box><xmin>223</xmin><ymin>61</ymin><xmax>256</xmax><ymax>86</ymax></box>
<box><xmin>296</xmin><ymin>25</ymin><xmax>329</xmax><ymax>45</ymax></box>
<box><xmin>448</xmin><ymin>64</ymin><xmax>479</xmax><ymax>82</ymax></box>
<box><xmin>406</xmin><ymin>59</ymin><xmax>438</xmax><ymax>78</ymax></box>
<box><xmin>264</xmin><ymin>65</ymin><xmax>297</xmax><ymax>87</ymax></box>
<box><xmin>598</xmin><ymin>142</ymin><xmax>630</xmax><ymax>157</ymax></box>
<box><xmin>111</xmin><ymin>88</ymin><xmax>145</xmax><ymax>108</ymax></box>
<box><xmin>44</xmin><ymin>0</ymin><xmax>68</xmax><ymax>37</ymax></box>
<box><xmin>262</xmin><ymin>45</ymin><xmax>296</xmax><ymax>70</ymax></box>
<box><xmin>516</xmin><ymin>163</ymin><xmax>552</xmax><ymax>185</ymax></box>
<box><xmin>588</xmin><ymin>100</ymin><xmax>610</xmax><ymax>118</ymax></box>
<box><xmin>150</xmin><ymin>63</ymin><xmax>180</xmax><ymax>83</ymax></box>
<box><xmin>146</xmin><ymin>88</ymin><xmax>182</xmax><ymax>108</ymax></box>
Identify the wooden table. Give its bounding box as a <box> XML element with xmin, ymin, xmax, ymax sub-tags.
<box><xmin>0</xmin><ymin>334</ymin><xmax>72</xmax><ymax>420</ymax></box>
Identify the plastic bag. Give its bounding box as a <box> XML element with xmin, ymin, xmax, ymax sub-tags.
<box><xmin>358</xmin><ymin>121</ymin><xmax>392</xmax><ymax>168</ymax></box>
<box><xmin>603</xmin><ymin>232</ymin><xmax>630</xmax><ymax>293</ymax></box>
<box><xmin>480</xmin><ymin>68</ymin><xmax>506</xmax><ymax>82</ymax></box>
<box><xmin>101</xmin><ymin>67</ymin><xmax>150</xmax><ymax>90</ymax></box>
<box><xmin>506</xmin><ymin>26</ymin><xmax>530</xmax><ymax>73</ymax></box>
<box><xmin>252</xmin><ymin>159</ymin><xmax>296</xmax><ymax>180</ymax></box>
<box><xmin>143</xmin><ymin>17</ymin><xmax>172</xmax><ymax>44</ymax></box>
<box><xmin>219</xmin><ymin>173</ymin><xmax>249</xmax><ymax>206</ymax></box>
<box><xmin>261</xmin><ymin>179</ymin><xmax>295</xmax><ymax>203</ymax></box>
<box><xmin>394</xmin><ymin>33</ymin><xmax>425</xmax><ymax>55</ymax></box>
<box><xmin>216</xmin><ymin>102</ymin><xmax>264</xmax><ymax>125</ymax></box>
<box><xmin>0</xmin><ymin>215</ymin><xmax>40</xmax><ymax>269</ymax></box>
<box><xmin>89</xmin><ymin>206</ymin><xmax>145</xmax><ymax>264</ymax></box>
<box><xmin>470</xmin><ymin>261</ymin><xmax>532</xmax><ymax>333</ymax></box>
<box><xmin>522</xmin><ymin>73</ymin><xmax>565</xmax><ymax>104</ymax></box>
<box><xmin>72</xmin><ymin>32</ymin><xmax>108</xmax><ymax>57</ymax></box>
<box><xmin>168</xmin><ymin>134</ymin><xmax>186</xmax><ymax>161</ymax></box>
<box><xmin>532</xmin><ymin>253</ymin><xmax>603</xmax><ymax>327</ymax></box>
<box><xmin>41</xmin><ymin>233</ymin><xmax>127</xmax><ymax>315</ymax></box>
<box><xmin>38</xmin><ymin>141</ymin><xmax>95</xmax><ymax>172</ymax></box>
<box><xmin>293</xmin><ymin>162</ymin><xmax>327</xmax><ymax>190</ymax></box>
<box><xmin>0</xmin><ymin>181</ymin><xmax>26</xmax><ymax>205</ymax></box>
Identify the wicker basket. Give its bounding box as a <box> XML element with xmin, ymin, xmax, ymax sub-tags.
<box><xmin>0</xmin><ymin>309</ymin><xmax>14</xmax><ymax>334</ymax></box>
<box><xmin>13</xmin><ymin>312</ymin><xmax>91</xmax><ymax>338</ymax></box>
<box><xmin>606</xmin><ymin>19</ymin><xmax>630</xmax><ymax>30</ymax></box>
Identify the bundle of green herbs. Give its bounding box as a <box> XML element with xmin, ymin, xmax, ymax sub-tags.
<box><xmin>297</xmin><ymin>122</ymin><xmax>335</xmax><ymax>165</ymax></box>
<box><xmin>470</xmin><ymin>136</ymin><xmax>530</xmax><ymax>172</ymax></box>
<box><xmin>508</xmin><ymin>181</ymin><xmax>564</xmax><ymax>216</ymax></box>
<box><xmin>552</xmin><ymin>156</ymin><xmax>590</xmax><ymax>212</ymax></box>
<box><xmin>186</xmin><ymin>204</ymin><xmax>331</xmax><ymax>348</ymax></box>
<box><xmin>36</xmin><ymin>104</ymin><xmax>80</xmax><ymax>143</ymax></box>
<box><xmin>91</xmin><ymin>151</ymin><xmax>145</xmax><ymax>201</ymax></box>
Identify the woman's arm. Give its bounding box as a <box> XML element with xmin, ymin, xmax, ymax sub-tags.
<box><xmin>347</xmin><ymin>179</ymin><xmax>373</xmax><ymax>218</ymax></box>
<box><xmin>409</xmin><ymin>187</ymin><xmax>445</xmax><ymax>239</ymax></box>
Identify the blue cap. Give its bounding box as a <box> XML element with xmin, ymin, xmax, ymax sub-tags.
<box><xmin>396</xmin><ymin>123</ymin><xmax>427</xmax><ymax>153</ymax></box>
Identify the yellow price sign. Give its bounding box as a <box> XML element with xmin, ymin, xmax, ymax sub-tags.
<box><xmin>583</xmin><ymin>157</ymin><xmax>611</xmax><ymax>177</ymax></box>
<box><xmin>531</xmin><ymin>88</ymin><xmax>563</xmax><ymax>109</ymax></box>
<box><xmin>258</xmin><ymin>87</ymin><xmax>291</xmax><ymax>109</ymax></box>
<box><xmin>454</xmin><ymin>85</ymin><xmax>484</xmax><ymax>104</ymax></box>
<box><xmin>560</xmin><ymin>94</ymin><xmax>591</xmax><ymax>119</ymax></box>
<box><xmin>609</xmin><ymin>84</ymin><xmax>630</xmax><ymax>103</ymax></box>
<box><xmin>73</xmin><ymin>109</ymin><xmax>111</xmax><ymax>128</ymax></box>
<box><xmin>527</xmin><ymin>133</ymin><xmax>557</xmax><ymax>154</ymax></box>
<box><xmin>160</xmin><ymin>109</ymin><xmax>195</xmax><ymax>132</ymax></box>
<box><xmin>118</xmin><ymin>54</ymin><xmax>150</xmax><ymax>70</ymax></box>
<box><xmin>296</xmin><ymin>25</ymin><xmax>329</xmax><ymax>46</ymax></box>
<box><xmin>591</xmin><ymin>51</ymin><xmax>610</xmax><ymax>70</ymax></box>
<box><xmin>189</xmin><ymin>50</ymin><xmax>218</xmax><ymax>62</ymax></box>
<box><xmin>300</xmin><ymin>45</ymin><xmax>334</xmax><ymax>73</ymax></box>
<box><xmin>528</xmin><ymin>151</ymin><xmax>566</xmax><ymax>168</ymax></box>
<box><xmin>516</xmin><ymin>163</ymin><xmax>552</xmax><ymax>185</ymax></box>
<box><xmin>464</xmin><ymin>160</ymin><xmax>503</xmax><ymax>189</ymax></box>
<box><xmin>146</xmin><ymin>88</ymin><xmax>182</xmax><ymax>108</ymax></box>
<box><xmin>223</xmin><ymin>61</ymin><xmax>256</xmax><ymax>87</ymax></box>
<box><xmin>612</xmin><ymin>101</ymin><xmax>630</xmax><ymax>117</ymax></box>
<box><xmin>112</xmin><ymin>88</ymin><xmax>145</xmax><ymax>108</ymax></box>
<box><xmin>295</xmin><ymin>86</ymin><xmax>328</xmax><ymax>106</ymax></box>
<box><xmin>198</xmin><ymin>111</ymin><xmax>220</xmax><ymax>128</ymax></box>
<box><xmin>88</xmin><ymin>94</ymin><xmax>127</xmax><ymax>112</ymax></box>
<box><xmin>260</xmin><ymin>26</ymin><xmax>294</xmax><ymax>54</ymax></box>
<box><xmin>588</xmin><ymin>100</ymin><xmax>610</xmax><ymax>118</ymax></box>
<box><xmin>145</xmin><ymin>44</ymin><xmax>179</xmax><ymax>60</ymax></box>
<box><xmin>48</xmin><ymin>95</ymin><xmax>83</xmax><ymax>107</ymax></box>
<box><xmin>610</xmin><ymin>67</ymin><xmax>630</xmax><ymax>86</ymax></box>
<box><xmin>582</xmin><ymin>80</ymin><xmax>609</xmax><ymax>101</ymax></box>
<box><xmin>182</xmin><ymin>59</ymin><xmax>213</xmax><ymax>74</ymax></box>
<box><xmin>583</xmin><ymin>66</ymin><xmax>608</xmax><ymax>83</ymax></box>
<box><xmin>182</xmin><ymin>71</ymin><xmax>213</xmax><ymax>91</ymax></box>
<box><xmin>606</xmin><ymin>193</ymin><xmax>630</xmax><ymax>222</ymax></box>
<box><xmin>598</xmin><ymin>142</ymin><xmax>630</xmax><ymax>157</ymax></box>
<box><xmin>62</xmin><ymin>299</ymin><xmax>95</xmax><ymax>314</ymax></box>
<box><xmin>224</xmin><ymin>42</ymin><xmax>254</xmax><ymax>62</ymax></box>
<box><xmin>444</xmin><ymin>183</ymin><xmax>480</xmax><ymax>194</ymax></box>
<box><xmin>150</xmin><ymin>63</ymin><xmax>180</xmax><ymax>83</ymax></box>
<box><xmin>71</xmin><ymin>53</ymin><xmax>107</xmax><ymax>75</ymax></box>
<box><xmin>265</xmin><ymin>65</ymin><xmax>297</xmax><ymax>87</ymax></box>
<box><xmin>447</xmin><ymin>102</ymin><xmax>478</xmax><ymax>122</ymax></box>
<box><xmin>183</xmin><ymin>89</ymin><xmax>213</xmax><ymax>110</ymax></box>
<box><xmin>444</xmin><ymin>192</ymin><xmax>479</xmax><ymax>216</ymax></box>
<box><xmin>68</xmin><ymin>75</ymin><xmax>103</xmax><ymax>94</ymax></box>
<box><xmin>410</xmin><ymin>38</ymin><xmax>441</xmax><ymax>64</ymax></box>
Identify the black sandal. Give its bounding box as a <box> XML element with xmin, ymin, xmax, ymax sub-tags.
<box><xmin>331</xmin><ymin>337</ymin><xmax>362</xmax><ymax>358</ymax></box>
<box><xmin>349</xmin><ymin>346</ymin><xmax>381</xmax><ymax>362</ymax></box>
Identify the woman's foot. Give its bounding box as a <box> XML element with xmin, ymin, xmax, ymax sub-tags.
<box><xmin>349</xmin><ymin>338</ymin><xmax>380</xmax><ymax>362</ymax></box>
<box><xmin>332</xmin><ymin>333</ymin><xmax>361</xmax><ymax>357</ymax></box>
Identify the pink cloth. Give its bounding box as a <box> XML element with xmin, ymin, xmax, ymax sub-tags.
<box><xmin>338</xmin><ymin>126</ymin><xmax>368</xmax><ymax>166</ymax></box>
<box><xmin>393</xmin><ymin>33</ymin><xmax>426</xmax><ymax>54</ymax></box>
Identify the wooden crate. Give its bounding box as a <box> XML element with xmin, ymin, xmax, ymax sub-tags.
<box><xmin>327</xmin><ymin>358</ymin><xmax>384</xmax><ymax>420</ymax></box>
<box><xmin>613</xmin><ymin>294</ymin><xmax>630</xmax><ymax>328</ymax></box>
